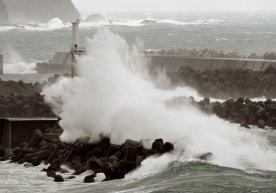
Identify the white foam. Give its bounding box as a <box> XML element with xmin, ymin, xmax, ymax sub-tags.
<box><xmin>23</xmin><ymin>18</ymin><xmax>69</xmax><ymax>31</ymax></box>
<box><xmin>158</xmin><ymin>19</ymin><xmax>221</xmax><ymax>26</ymax></box>
<box><xmin>0</xmin><ymin>18</ymin><xmax>69</xmax><ymax>32</ymax></box>
<box><xmin>3</xmin><ymin>47</ymin><xmax>36</xmax><ymax>74</ymax></box>
<box><xmin>0</xmin><ymin>25</ymin><xmax>18</xmax><ymax>32</ymax></box>
<box><xmin>79</xmin><ymin>18</ymin><xmax>222</xmax><ymax>28</ymax></box>
<box><xmin>0</xmin><ymin>17</ymin><xmax>223</xmax><ymax>32</ymax></box>
<box><xmin>43</xmin><ymin>29</ymin><xmax>276</xmax><ymax>177</ymax></box>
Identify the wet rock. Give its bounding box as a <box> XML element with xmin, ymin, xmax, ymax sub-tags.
<box><xmin>198</xmin><ymin>152</ymin><xmax>213</xmax><ymax>161</ymax></box>
<box><xmin>151</xmin><ymin>139</ymin><xmax>164</xmax><ymax>153</ymax></box>
<box><xmin>163</xmin><ymin>142</ymin><xmax>174</xmax><ymax>153</ymax></box>
<box><xmin>18</xmin><ymin>158</ymin><xmax>26</xmax><ymax>164</ymax></box>
<box><xmin>66</xmin><ymin>176</ymin><xmax>76</xmax><ymax>180</ymax></box>
<box><xmin>0</xmin><ymin>156</ymin><xmax>10</xmax><ymax>161</ymax></box>
<box><xmin>240</xmin><ymin>121</ymin><xmax>250</xmax><ymax>129</ymax></box>
<box><xmin>174</xmin><ymin>66</ymin><xmax>276</xmax><ymax>99</ymax></box>
<box><xmin>31</xmin><ymin>157</ymin><xmax>41</xmax><ymax>166</ymax></box>
<box><xmin>47</xmin><ymin>170</ymin><xmax>57</xmax><ymax>178</ymax></box>
<box><xmin>54</xmin><ymin>175</ymin><xmax>64</xmax><ymax>182</ymax></box>
<box><xmin>84</xmin><ymin>174</ymin><xmax>95</xmax><ymax>183</ymax></box>
<box><xmin>59</xmin><ymin>168</ymin><xmax>70</xmax><ymax>174</ymax></box>
<box><xmin>0</xmin><ymin>147</ymin><xmax>5</xmax><ymax>157</ymax></box>
<box><xmin>23</xmin><ymin>163</ymin><xmax>33</xmax><ymax>168</ymax></box>
<box><xmin>6</xmin><ymin>125</ymin><xmax>175</xmax><ymax>183</ymax></box>
<box><xmin>257</xmin><ymin>119</ymin><xmax>266</xmax><ymax>129</ymax></box>
<box><xmin>28</xmin><ymin>130</ymin><xmax>43</xmax><ymax>148</ymax></box>
<box><xmin>203</xmin><ymin>97</ymin><xmax>210</xmax><ymax>105</ymax></box>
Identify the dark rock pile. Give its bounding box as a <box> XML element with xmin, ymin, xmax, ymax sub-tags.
<box><xmin>1</xmin><ymin>128</ymin><xmax>174</xmax><ymax>182</ymax></box>
<box><xmin>166</xmin><ymin>96</ymin><xmax>276</xmax><ymax>129</ymax></box>
<box><xmin>263</xmin><ymin>52</ymin><xmax>276</xmax><ymax>60</ymax></box>
<box><xmin>0</xmin><ymin>79</ymin><xmax>41</xmax><ymax>96</ymax></box>
<box><xmin>145</xmin><ymin>48</ymin><xmax>276</xmax><ymax>60</ymax></box>
<box><xmin>0</xmin><ymin>93</ymin><xmax>55</xmax><ymax>117</ymax></box>
<box><xmin>174</xmin><ymin>66</ymin><xmax>276</xmax><ymax>99</ymax></box>
<box><xmin>0</xmin><ymin>75</ymin><xmax>63</xmax><ymax>117</ymax></box>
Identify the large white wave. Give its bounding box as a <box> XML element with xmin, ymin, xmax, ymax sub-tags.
<box><xmin>81</xmin><ymin>18</ymin><xmax>222</xmax><ymax>27</ymax></box>
<box><xmin>0</xmin><ymin>17</ymin><xmax>223</xmax><ymax>32</ymax></box>
<box><xmin>43</xmin><ymin>30</ymin><xmax>276</xmax><ymax>175</ymax></box>
<box><xmin>0</xmin><ymin>18</ymin><xmax>69</xmax><ymax>32</ymax></box>
<box><xmin>3</xmin><ymin>47</ymin><xmax>36</xmax><ymax>74</ymax></box>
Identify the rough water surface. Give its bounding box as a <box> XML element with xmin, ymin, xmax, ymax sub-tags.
<box><xmin>1</xmin><ymin>11</ymin><xmax>276</xmax><ymax>193</ymax></box>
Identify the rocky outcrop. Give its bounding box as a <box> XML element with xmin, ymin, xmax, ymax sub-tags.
<box><xmin>175</xmin><ymin>67</ymin><xmax>276</xmax><ymax>99</ymax></box>
<box><xmin>0</xmin><ymin>0</ymin><xmax>9</xmax><ymax>24</ymax></box>
<box><xmin>146</xmin><ymin>48</ymin><xmax>264</xmax><ymax>59</ymax></box>
<box><xmin>166</xmin><ymin>96</ymin><xmax>276</xmax><ymax>129</ymax></box>
<box><xmin>85</xmin><ymin>14</ymin><xmax>105</xmax><ymax>23</ymax></box>
<box><xmin>3</xmin><ymin>0</ymin><xmax>80</xmax><ymax>23</ymax></box>
<box><xmin>1</xmin><ymin>127</ymin><xmax>174</xmax><ymax>182</ymax></box>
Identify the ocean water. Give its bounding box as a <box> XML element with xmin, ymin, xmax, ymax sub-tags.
<box><xmin>1</xmin><ymin>11</ymin><xmax>276</xmax><ymax>63</ymax></box>
<box><xmin>1</xmin><ymin>11</ymin><xmax>276</xmax><ymax>193</ymax></box>
<box><xmin>1</xmin><ymin>160</ymin><xmax>276</xmax><ymax>193</ymax></box>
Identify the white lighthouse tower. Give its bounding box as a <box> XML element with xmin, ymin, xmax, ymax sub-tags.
<box><xmin>36</xmin><ymin>19</ymin><xmax>86</xmax><ymax>76</ymax></box>
<box><xmin>71</xmin><ymin>19</ymin><xmax>86</xmax><ymax>55</ymax></box>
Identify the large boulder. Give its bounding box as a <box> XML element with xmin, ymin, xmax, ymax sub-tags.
<box><xmin>0</xmin><ymin>0</ymin><xmax>9</xmax><ymax>24</ymax></box>
<box><xmin>85</xmin><ymin>14</ymin><xmax>105</xmax><ymax>23</ymax></box>
<box><xmin>4</xmin><ymin>0</ymin><xmax>80</xmax><ymax>24</ymax></box>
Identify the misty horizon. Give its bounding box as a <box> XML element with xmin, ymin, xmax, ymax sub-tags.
<box><xmin>72</xmin><ymin>0</ymin><xmax>276</xmax><ymax>12</ymax></box>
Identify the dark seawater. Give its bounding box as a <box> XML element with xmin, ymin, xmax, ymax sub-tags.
<box><xmin>1</xmin><ymin>11</ymin><xmax>276</xmax><ymax>61</ymax></box>
<box><xmin>1</xmin><ymin>160</ymin><xmax>276</xmax><ymax>193</ymax></box>
<box><xmin>137</xmin><ymin>161</ymin><xmax>276</xmax><ymax>193</ymax></box>
<box><xmin>1</xmin><ymin>11</ymin><xmax>276</xmax><ymax>193</ymax></box>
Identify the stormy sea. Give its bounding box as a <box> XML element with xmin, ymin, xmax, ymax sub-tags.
<box><xmin>1</xmin><ymin>11</ymin><xmax>276</xmax><ymax>193</ymax></box>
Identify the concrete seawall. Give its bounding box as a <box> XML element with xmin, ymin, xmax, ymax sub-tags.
<box><xmin>146</xmin><ymin>54</ymin><xmax>276</xmax><ymax>73</ymax></box>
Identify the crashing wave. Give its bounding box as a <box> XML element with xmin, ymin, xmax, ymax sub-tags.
<box><xmin>0</xmin><ymin>18</ymin><xmax>68</xmax><ymax>32</ymax></box>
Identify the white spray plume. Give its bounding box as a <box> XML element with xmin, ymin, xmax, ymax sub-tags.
<box><xmin>3</xmin><ymin>46</ymin><xmax>36</xmax><ymax>74</ymax></box>
<box><xmin>43</xmin><ymin>29</ymin><xmax>276</xmax><ymax>173</ymax></box>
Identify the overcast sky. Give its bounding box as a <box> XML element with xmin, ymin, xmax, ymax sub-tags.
<box><xmin>72</xmin><ymin>0</ymin><xmax>276</xmax><ymax>12</ymax></box>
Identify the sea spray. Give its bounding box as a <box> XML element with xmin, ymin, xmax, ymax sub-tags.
<box><xmin>43</xmin><ymin>29</ymin><xmax>276</xmax><ymax>174</ymax></box>
<box><xmin>3</xmin><ymin>46</ymin><xmax>36</xmax><ymax>74</ymax></box>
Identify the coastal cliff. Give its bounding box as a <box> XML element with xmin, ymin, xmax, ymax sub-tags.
<box><xmin>3</xmin><ymin>0</ymin><xmax>80</xmax><ymax>23</ymax></box>
<box><xmin>0</xmin><ymin>0</ymin><xmax>9</xmax><ymax>24</ymax></box>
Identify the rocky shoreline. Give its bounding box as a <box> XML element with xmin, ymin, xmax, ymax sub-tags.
<box><xmin>0</xmin><ymin>73</ymin><xmax>275</xmax><ymax>128</ymax></box>
<box><xmin>174</xmin><ymin>66</ymin><xmax>276</xmax><ymax>99</ymax></box>
<box><xmin>146</xmin><ymin>48</ymin><xmax>276</xmax><ymax>60</ymax></box>
<box><xmin>0</xmin><ymin>76</ymin><xmax>61</xmax><ymax>117</ymax></box>
<box><xmin>167</xmin><ymin>96</ymin><xmax>276</xmax><ymax>129</ymax></box>
<box><xmin>0</xmin><ymin>72</ymin><xmax>275</xmax><ymax>183</ymax></box>
<box><xmin>1</xmin><ymin>126</ymin><xmax>175</xmax><ymax>182</ymax></box>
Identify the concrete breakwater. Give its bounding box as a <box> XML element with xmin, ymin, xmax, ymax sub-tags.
<box><xmin>146</xmin><ymin>54</ymin><xmax>276</xmax><ymax>99</ymax></box>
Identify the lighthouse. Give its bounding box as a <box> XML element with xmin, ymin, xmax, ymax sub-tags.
<box><xmin>36</xmin><ymin>19</ymin><xmax>86</xmax><ymax>76</ymax></box>
<box><xmin>72</xmin><ymin>19</ymin><xmax>80</xmax><ymax>50</ymax></box>
<box><xmin>71</xmin><ymin>19</ymin><xmax>86</xmax><ymax>55</ymax></box>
